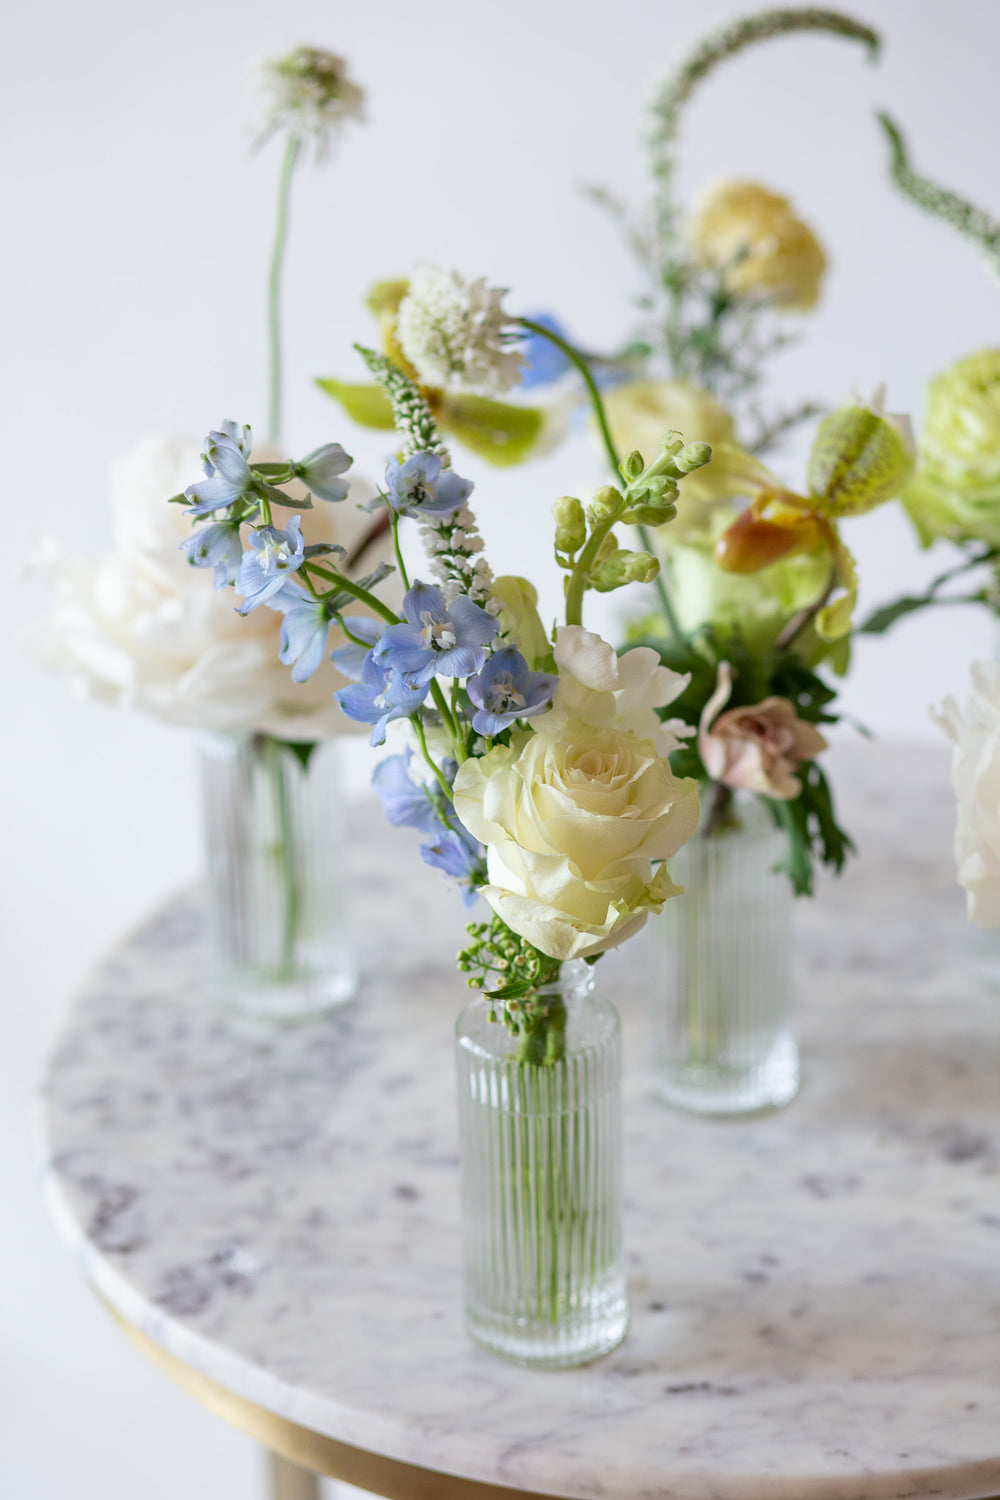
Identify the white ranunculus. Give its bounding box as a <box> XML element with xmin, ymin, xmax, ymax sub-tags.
<box><xmin>932</xmin><ymin>660</ymin><xmax>1000</xmax><ymax>928</ymax></box>
<box><xmin>36</xmin><ymin>434</ymin><xmax>377</xmax><ymax>738</ymax></box>
<box><xmin>453</xmin><ymin>718</ymin><xmax>699</xmax><ymax>961</ymax></box>
<box><xmin>531</xmin><ymin>625</ymin><xmax>693</xmax><ymax>755</ymax></box>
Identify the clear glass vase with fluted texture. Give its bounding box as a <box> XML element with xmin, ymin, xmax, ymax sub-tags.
<box><xmin>199</xmin><ymin>731</ymin><xmax>356</xmax><ymax>1018</ymax></box>
<box><xmin>653</xmin><ymin>793</ymin><xmax>798</xmax><ymax>1114</ymax></box>
<box><xmin>455</xmin><ymin>961</ymin><xmax>626</xmax><ymax>1367</ymax></box>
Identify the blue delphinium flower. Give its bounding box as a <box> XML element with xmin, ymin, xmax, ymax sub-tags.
<box><xmin>235</xmin><ymin>517</ymin><xmax>305</xmax><ymax>614</ymax></box>
<box><xmin>372</xmin><ymin>750</ymin><xmax>438</xmax><ymax>833</ymax></box>
<box><xmin>295</xmin><ymin>442</ymin><xmax>353</xmax><ymax>503</ymax></box>
<box><xmin>466</xmin><ymin>647</ymin><xmax>557</xmax><ymax>737</ymax></box>
<box><xmin>374</xmin><ymin>580</ymin><xmax>498</xmax><ymax>686</ymax></box>
<box><xmin>178</xmin><ymin>520</ymin><xmax>243</xmax><ymax>589</ymax></box>
<box><xmin>330</xmin><ymin>617</ymin><xmax>383</xmax><ymax>680</ymax></box>
<box><xmin>519</xmin><ymin>313</ymin><xmax>572</xmax><ymax>388</ymax></box>
<box><xmin>335</xmin><ymin>653</ymin><xmax>428</xmax><ymax>746</ymax></box>
<box><xmin>383</xmin><ymin>452</ymin><xmax>473</xmax><ymax>518</ymax></box>
<box><xmin>267</xmin><ymin>581</ymin><xmax>331</xmax><ymax>682</ymax></box>
<box><xmin>421</xmin><ymin>822</ymin><xmax>485</xmax><ymax>909</ymax></box>
<box><xmin>185</xmin><ymin>428</ymin><xmax>256</xmax><ymax>515</ymax></box>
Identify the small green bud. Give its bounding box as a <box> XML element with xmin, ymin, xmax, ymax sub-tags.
<box><xmin>672</xmin><ymin>440</ymin><xmax>713</xmax><ymax>475</ymax></box>
<box><xmin>626</xmin><ymin>474</ymin><xmax>679</xmax><ymax>508</ymax></box>
<box><xmin>619</xmin><ymin>449</ymin><xmax>645</xmax><ymax>483</ymax></box>
<box><xmin>586</xmin><ymin>485</ymin><xmax>623</xmax><ymax>525</ymax></box>
<box><xmin>593</xmin><ymin>548</ymin><xmax>661</xmax><ymax>592</ymax></box>
<box><xmin>621</xmin><ymin>502</ymin><xmax>678</xmax><ymax>527</ymax></box>
<box><xmin>592</xmin><ymin>529</ymin><xmax>619</xmax><ymax>567</ymax></box>
<box><xmin>551</xmin><ymin>495</ymin><xmax>587</xmax><ymax>554</ymax></box>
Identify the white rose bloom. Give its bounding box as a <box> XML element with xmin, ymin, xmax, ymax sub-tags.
<box><xmin>35</xmin><ymin>434</ymin><xmax>375</xmax><ymax>739</ymax></box>
<box><xmin>532</xmin><ymin>625</ymin><xmax>693</xmax><ymax>755</ymax></box>
<box><xmin>453</xmin><ymin>720</ymin><xmax>699</xmax><ymax>961</ymax></box>
<box><xmin>932</xmin><ymin>660</ymin><xmax>1000</xmax><ymax>928</ymax></box>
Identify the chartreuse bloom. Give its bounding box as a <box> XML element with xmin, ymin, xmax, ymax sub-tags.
<box><xmin>902</xmin><ymin>350</ymin><xmax>1000</xmax><ymax>547</ymax></box>
<box><xmin>316</xmin><ymin>279</ymin><xmax>557</xmax><ymax>468</ymax></box>
<box><xmin>714</xmin><ymin>398</ymin><xmax>914</xmax><ymax>640</ymax></box>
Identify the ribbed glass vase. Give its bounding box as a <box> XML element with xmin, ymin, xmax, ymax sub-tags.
<box><xmin>199</xmin><ymin>731</ymin><xmax>356</xmax><ymax>1019</ymax></box>
<box><xmin>455</xmin><ymin>962</ymin><xmax>626</xmax><ymax>1368</ymax></box>
<box><xmin>653</xmin><ymin>794</ymin><xmax>798</xmax><ymax>1115</ymax></box>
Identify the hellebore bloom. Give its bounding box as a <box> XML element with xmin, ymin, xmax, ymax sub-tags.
<box><xmin>178</xmin><ymin>520</ymin><xmax>243</xmax><ymax>589</ymax></box>
<box><xmin>330</xmin><ymin>617</ymin><xmax>384</xmax><ymax>680</ymax></box>
<box><xmin>383</xmin><ymin>451</ymin><xmax>474</xmax><ymax>518</ymax></box>
<box><xmin>372</xmin><ymin>750</ymin><xmax>439</xmax><ymax>833</ymax></box>
<box><xmin>235</xmin><ymin>517</ymin><xmax>305</xmax><ymax>614</ymax></box>
<box><xmin>295</xmin><ymin>442</ymin><xmax>353</xmax><ymax>502</ymax></box>
<box><xmin>466</xmin><ymin>646</ymin><xmax>557</xmax><ymax>737</ymax></box>
<box><xmin>373</xmin><ymin>580</ymin><xmax>498</xmax><ymax>686</ymax></box>
<box><xmin>185</xmin><ymin>428</ymin><xmax>255</xmax><ymax>515</ymax></box>
<box><xmin>335</xmin><ymin>653</ymin><xmax>428</xmax><ymax>745</ymax></box>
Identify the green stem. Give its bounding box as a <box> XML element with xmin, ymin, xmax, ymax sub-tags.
<box><xmin>268</xmin><ymin>135</ymin><xmax>301</xmax><ymax>446</ymax></box>
<box><xmin>636</xmin><ymin>522</ymin><xmax>686</xmax><ymax>647</ymax></box>
<box><xmin>517</xmin><ymin>317</ymin><xmax>621</xmax><ymax>478</ymax></box>
<box><xmin>565</xmin><ymin>514</ymin><xmax>617</xmax><ymax>628</ymax></box>
<box><xmin>429</xmin><ymin>678</ymin><xmax>463</xmax><ymax>756</ymax></box>
<box><xmin>410</xmin><ymin>715</ymin><xmax>455</xmax><ymax>803</ymax></box>
<box><xmin>389</xmin><ymin>511</ymin><xmax>411</xmax><ymax>591</ymax></box>
<box><xmin>301</xmin><ymin>565</ymin><xmax>401</xmax><ymax>624</ymax></box>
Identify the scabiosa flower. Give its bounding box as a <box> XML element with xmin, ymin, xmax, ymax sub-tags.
<box><xmin>294</xmin><ymin>442</ymin><xmax>353</xmax><ymax>502</ymax></box>
<box><xmin>235</xmin><ymin>517</ymin><xmax>305</xmax><ymax>614</ymax></box>
<box><xmin>383</xmin><ymin>452</ymin><xmax>474</xmax><ymax>518</ymax></box>
<box><xmin>178</xmin><ymin>520</ymin><xmax>243</xmax><ymax>589</ymax></box>
<box><xmin>373</xmin><ymin>580</ymin><xmax>498</xmax><ymax>687</ymax></box>
<box><xmin>249</xmin><ymin>47</ymin><xmax>365</xmax><ymax>160</ymax></box>
<box><xmin>184</xmin><ymin>428</ymin><xmax>255</xmax><ymax>515</ymax></box>
<box><xmin>467</xmin><ymin>647</ymin><xmax>557</xmax><ymax>737</ymax></box>
<box><xmin>396</xmin><ymin>267</ymin><xmax>523</xmax><ymax>395</ymax></box>
<box><xmin>335</xmin><ymin>653</ymin><xmax>428</xmax><ymax>746</ymax></box>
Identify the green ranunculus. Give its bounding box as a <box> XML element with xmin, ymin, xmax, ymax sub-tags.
<box><xmin>903</xmin><ymin>348</ymin><xmax>1000</xmax><ymax>546</ymax></box>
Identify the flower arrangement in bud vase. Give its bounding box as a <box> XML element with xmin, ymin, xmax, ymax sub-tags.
<box><xmin>167</xmin><ymin>320</ymin><xmax>716</xmax><ymax>1363</ymax></box>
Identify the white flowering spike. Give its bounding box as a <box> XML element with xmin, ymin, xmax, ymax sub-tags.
<box><xmin>396</xmin><ymin>268</ymin><xmax>523</xmax><ymax>395</ymax></box>
<box><xmin>249</xmin><ymin>47</ymin><xmax>365</xmax><ymax>159</ymax></box>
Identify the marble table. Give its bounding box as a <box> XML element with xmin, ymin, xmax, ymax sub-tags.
<box><xmin>41</xmin><ymin>745</ymin><xmax>1000</xmax><ymax>1500</ymax></box>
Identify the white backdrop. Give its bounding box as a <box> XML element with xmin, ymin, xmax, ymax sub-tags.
<box><xmin>3</xmin><ymin>1</ymin><xmax>998</xmax><ymax>1495</ymax></box>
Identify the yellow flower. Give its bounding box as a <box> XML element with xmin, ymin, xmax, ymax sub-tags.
<box><xmin>903</xmin><ymin>349</ymin><xmax>1000</xmax><ymax>546</ymax></box>
<box><xmin>687</xmin><ymin>179</ymin><xmax>827</xmax><ymax>312</ymax></box>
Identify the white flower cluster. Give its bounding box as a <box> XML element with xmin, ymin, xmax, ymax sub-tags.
<box><xmin>932</xmin><ymin>660</ymin><xmax>1000</xmax><ymax>928</ymax></box>
<box><xmin>249</xmin><ymin>47</ymin><xmax>364</xmax><ymax>158</ymax></box>
<box><xmin>419</xmin><ymin>504</ymin><xmax>497</xmax><ymax>611</ymax></box>
<box><xmin>396</xmin><ymin>267</ymin><xmax>523</xmax><ymax>395</ymax></box>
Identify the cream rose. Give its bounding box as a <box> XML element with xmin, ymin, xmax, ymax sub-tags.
<box><xmin>687</xmin><ymin>179</ymin><xmax>827</xmax><ymax>312</ymax></box>
<box><xmin>534</xmin><ymin>625</ymin><xmax>693</xmax><ymax>756</ymax></box>
<box><xmin>35</xmin><ymin>434</ymin><xmax>381</xmax><ymax>738</ymax></box>
<box><xmin>932</xmin><ymin>661</ymin><xmax>1000</xmax><ymax>928</ymax></box>
<box><xmin>453</xmin><ymin>719</ymin><xmax>699</xmax><ymax>961</ymax></box>
<box><xmin>699</xmin><ymin>662</ymin><xmax>827</xmax><ymax>799</ymax></box>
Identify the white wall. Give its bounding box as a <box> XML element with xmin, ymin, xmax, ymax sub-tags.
<box><xmin>2</xmin><ymin>1</ymin><xmax>996</xmax><ymax>1494</ymax></box>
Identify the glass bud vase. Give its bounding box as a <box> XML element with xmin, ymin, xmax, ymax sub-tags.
<box><xmin>199</xmin><ymin>731</ymin><xmax>357</xmax><ymax>1019</ymax></box>
<box><xmin>652</xmin><ymin>793</ymin><xmax>799</xmax><ymax>1115</ymax></box>
<box><xmin>455</xmin><ymin>961</ymin><xmax>627</xmax><ymax>1368</ymax></box>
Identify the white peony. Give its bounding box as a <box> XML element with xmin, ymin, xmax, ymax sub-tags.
<box><xmin>453</xmin><ymin>717</ymin><xmax>699</xmax><ymax>961</ymax></box>
<box><xmin>532</xmin><ymin>625</ymin><xmax>693</xmax><ymax>756</ymax></box>
<box><xmin>932</xmin><ymin>660</ymin><xmax>1000</xmax><ymax>928</ymax></box>
<box><xmin>35</xmin><ymin>434</ymin><xmax>376</xmax><ymax>739</ymax></box>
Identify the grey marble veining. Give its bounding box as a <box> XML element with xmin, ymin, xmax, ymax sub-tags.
<box><xmin>40</xmin><ymin>744</ymin><xmax>1000</xmax><ymax>1500</ymax></box>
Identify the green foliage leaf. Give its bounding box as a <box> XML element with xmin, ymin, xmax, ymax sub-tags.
<box><xmin>261</xmin><ymin>481</ymin><xmax>312</xmax><ymax>509</ymax></box>
<box><xmin>275</xmin><ymin>739</ymin><xmax>318</xmax><ymax>772</ymax></box>
<box><xmin>442</xmin><ymin>394</ymin><xmax>545</xmax><ymax>467</ymax></box>
<box><xmin>315</xmin><ymin>378</ymin><xmax>397</xmax><ymax>430</ymax></box>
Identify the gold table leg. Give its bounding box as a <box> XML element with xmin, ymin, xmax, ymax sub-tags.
<box><xmin>269</xmin><ymin>1449</ymin><xmax>323</xmax><ymax>1500</ymax></box>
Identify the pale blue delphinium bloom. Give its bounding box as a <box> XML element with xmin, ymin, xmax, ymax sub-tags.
<box><xmin>268</xmin><ymin>580</ymin><xmax>331</xmax><ymax>682</ymax></box>
<box><xmin>178</xmin><ymin>520</ymin><xmax>243</xmax><ymax>589</ymax></box>
<box><xmin>235</xmin><ymin>516</ymin><xmax>305</xmax><ymax>614</ymax></box>
<box><xmin>335</xmin><ymin>653</ymin><xmax>428</xmax><ymax>746</ymax></box>
<box><xmin>466</xmin><ymin>646</ymin><xmax>557</xmax><ymax>737</ymax></box>
<box><xmin>295</xmin><ymin>442</ymin><xmax>353</xmax><ymax>502</ymax></box>
<box><xmin>373</xmin><ymin>580</ymin><xmax>498</xmax><ymax>686</ymax></box>
<box><xmin>185</xmin><ymin>427</ymin><xmax>256</xmax><ymax>515</ymax></box>
<box><xmin>330</xmin><ymin>617</ymin><xmax>384</xmax><ymax>680</ymax></box>
<box><xmin>421</xmin><ymin>822</ymin><xmax>485</xmax><ymax>908</ymax></box>
<box><xmin>383</xmin><ymin>452</ymin><xmax>473</xmax><ymax>518</ymax></box>
<box><xmin>372</xmin><ymin>750</ymin><xmax>439</xmax><ymax>833</ymax></box>
<box><xmin>518</xmin><ymin>313</ymin><xmax>572</xmax><ymax>388</ymax></box>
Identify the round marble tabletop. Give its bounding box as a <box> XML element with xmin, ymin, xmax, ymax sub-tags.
<box><xmin>41</xmin><ymin>745</ymin><xmax>1000</xmax><ymax>1500</ymax></box>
